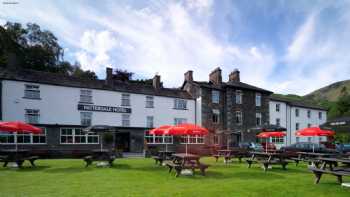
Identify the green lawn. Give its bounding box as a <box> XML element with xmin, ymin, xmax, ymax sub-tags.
<box><xmin>0</xmin><ymin>157</ymin><xmax>349</xmax><ymax>197</ymax></box>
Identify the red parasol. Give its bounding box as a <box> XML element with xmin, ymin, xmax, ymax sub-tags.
<box><xmin>295</xmin><ymin>127</ymin><xmax>335</xmax><ymax>152</ymax></box>
<box><xmin>0</xmin><ymin>121</ymin><xmax>43</xmax><ymax>151</ymax></box>
<box><xmin>149</xmin><ymin>125</ymin><xmax>172</xmax><ymax>135</ymax></box>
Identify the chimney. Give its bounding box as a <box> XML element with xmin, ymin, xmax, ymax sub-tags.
<box><xmin>153</xmin><ymin>74</ymin><xmax>161</xmax><ymax>89</ymax></box>
<box><xmin>184</xmin><ymin>70</ymin><xmax>193</xmax><ymax>82</ymax></box>
<box><xmin>105</xmin><ymin>67</ymin><xmax>113</xmax><ymax>86</ymax></box>
<box><xmin>229</xmin><ymin>69</ymin><xmax>240</xmax><ymax>82</ymax></box>
<box><xmin>209</xmin><ymin>67</ymin><xmax>222</xmax><ymax>85</ymax></box>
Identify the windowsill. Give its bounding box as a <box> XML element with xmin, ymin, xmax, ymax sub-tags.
<box><xmin>79</xmin><ymin>101</ymin><xmax>94</xmax><ymax>104</ymax></box>
<box><xmin>145</xmin><ymin>106</ymin><xmax>154</xmax><ymax>109</ymax></box>
<box><xmin>22</xmin><ymin>97</ymin><xmax>41</xmax><ymax>100</ymax></box>
<box><xmin>173</xmin><ymin>108</ymin><xmax>188</xmax><ymax>110</ymax></box>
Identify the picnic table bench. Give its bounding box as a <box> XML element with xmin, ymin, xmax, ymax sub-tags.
<box><xmin>308</xmin><ymin>157</ymin><xmax>350</xmax><ymax>184</ymax></box>
<box><xmin>83</xmin><ymin>149</ymin><xmax>116</xmax><ymax>167</ymax></box>
<box><xmin>246</xmin><ymin>152</ymin><xmax>289</xmax><ymax>171</ymax></box>
<box><xmin>213</xmin><ymin>149</ymin><xmax>247</xmax><ymax>163</ymax></box>
<box><xmin>165</xmin><ymin>153</ymin><xmax>209</xmax><ymax>177</ymax></box>
<box><xmin>292</xmin><ymin>152</ymin><xmax>335</xmax><ymax>167</ymax></box>
<box><xmin>0</xmin><ymin>149</ymin><xmax>39</xmax><ymax>168</ymax></box>
<box><xmin>152</xmin><ymin>151</ymin><xmax>175</xmax><ymax>166</ymax></box>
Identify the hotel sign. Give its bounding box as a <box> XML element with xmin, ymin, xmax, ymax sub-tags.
<box><xmin>77</xmin><ymin>104</ymin><xmax>131</xmax><ymax>113</ymax></box>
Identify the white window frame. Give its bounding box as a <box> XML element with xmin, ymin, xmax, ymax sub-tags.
<box><xmin>80</xmin><ymin>112</ymin><xmax>92</xmax><ymax>126</ymax></box>
<box><xmin>121</xmin><ymin>94</ymin><xmax>131</xmax><ymax>106</ymax></box>
<box><xmin>0</xmin><ymin>128</ymin><xmax>47</xmax><ymax>144</ymax></box>
<box><xmin>145</xmin><ymin>96</ymin><xmax>154</xmax><ymax>108</ymax></box>
<box><xmin>122</xmin><ymin>114</ymin><xmax>130</xmax><ymax>127</ymax></box>
<box><xmin>236</xmin><ymin>111</ymin><xmax>243</xmax><ymax>125</ymax></box>
<box><xmin>235</xmin><ymin>90</ymin><xmax>242</xmax><ymax>104</ymax></box>
<box><xmin>24</xmin><ymin>84</ymin><xmax>40</xmax><ymax>99</ymax></box>
<box><xmin>307</xmin><ymin>110</ymin><xmax>311</xmax><ymax>118</ymax></box>
<box><xmin>146</xmin><ymin>116</ymin><xmax>154</xmax><ymax>128</ymax></box>
<box><xmin>213</xmin><ymin>135</ymin><xmax>219</xmax><ymax>145</ymax></box>
<box><xmin>296</xmin><ymin>122</ymin><xmax>300</xmax><ymax>130</ymax></box>
<box><xmin>145</xmin><ymin>132</ymin><xmax>173</xmax><ymax>144</ymax></box>
<box><xmin>256</xmin><ymin>113</ymin><xmax>262</xmax><ymax>126</ymax></box>
<box><xmin>212</xmin><ymin>109</ymin><xmax>220</xmax><ymax>124</ymax></box>
<box><xmin>174</xmin><ymin>99</ymin><xmax>187</xmax><ymax>110</ymax></box>
<box><xmin>271</xmin><ymin>136</ymin><xmax>284</xmax><ymax>144</ymax></box>
<box><xmin>308</xmin><ymin>123</ymin><xmax>312</xmax><ymax>128</ymax></box>
<box><xmin>212</xmin><ymin>90</ymin><xmax>220</xmax><ymax>104</ymax></box>
<box><xmin>80</xmin><ymin>89</ymin><xmax>93</xmax><ymax>103</ymax></box>
<box><xmin>255</xmin><ymin>93</ymin><xmax>261</xmax><ymax>107</ymax></box>
<box><xmin>295</xmin><ymin>108</ymin><xmax>299</xmax><ymax>117</ymax></box>
<box><xmin>60</xmin><ymin>128</ymin><xmax>99</xmax><ymax>144</ymax></box>
<box><xmin>276</xmin><ymin>118</ymin><xmax>280</xmax><ymax>126</ymax></box>
<box><xmin>180</xmin><ymin>135</ymin><xmax>205</xmax><ymax>144</ymax></box>
<box><xmin>276</xmin><ymin>104</ymin><xmax>280</xmax><ymax>112</ymax></box>
<box><xmin>25</xmin><ymin>109</ymin><xmax>40</xmax><ymax>124</ymax></box>
<box><xmin>318</xmin><ymin>112</ymin><xmax>322</xmax><ymax>119</ymax></box>
<box><xmin>174</xmin><ymin>118</ymin><xmax>187</xmax><ymax>125</ymax></box>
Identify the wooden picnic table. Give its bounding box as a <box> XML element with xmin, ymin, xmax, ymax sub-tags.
<box><xmin>213</xmin><ymin>149</ymin><xmax>248</xmax><ymax>163</ymax></box>
<box><xmin>164</xmin><ymin>153</ymin><xmax>209</xmax><ymax>177</ymax></box>
<box><xmin>294</xmin><ymin>152</ymin><xmax>336</xmax><ymax>167</ymax></box>
<box><xmin>83</xmin><ymin>149</ymin><xmax>116</xmax><ymax>167</ymax></box>
<box><xmin>309</xmin><ymin>157</ymin><xmax>350</xmax><ymax>184</ymax></box>
<box><xmin>246</xmin><ymin>151</ymin><xmax>289</xmax><ymax>171</ymax></box>
<box><xmin>152</xmin><ymin>151</ymin><xmax>175</xmax><ymax>165</ymax></box>
<box><xmin>0</xmin><ymin>149</ymin><xmax>39</xmax><ymax>167</ymax></box>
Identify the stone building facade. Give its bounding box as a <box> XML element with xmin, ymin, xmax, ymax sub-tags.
<box><xmin>182</xmin><ymin>67</ymin><xmax>272</xmax><ymax>148</ymax></box>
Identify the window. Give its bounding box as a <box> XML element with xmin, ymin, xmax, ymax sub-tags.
<box><xmin>212</xmin><ymin>90</ymin><xmax>220</xmax><ymax>104</ymax></box>
<box><xmin>121</xmin><ymin>94</ymin><xmax>130</xmax><ymax>106</ymax></box>
<box><xmin>181</xmin><ymin>135</ymin><xmax>204</xmax><ymax>144</ymax></box>
<box><xmin>307</xmin><ymin>137</ymin><xmax>312</xmax><ymax>142</ymax></box>
<box><xmin>307</xmin><ymin>123</ymin><xmax>312</xmax><ymax>128</ymax></box>
<box><xmin>0</xmin><ymin>128</ymin><xmax>46</xmax><ymax>144</ymax></box>
<box><xmin>212</xmin><ymin>109</ymin><xmax>220</xmax><ymax>124</ymax></box>
<box><xmin>24</xmin><ymin>84</ymin><xmax>40</xmax><ymax>99</ymax></box>
<box><xmin>271</xmin><ymin>136</ymin><xmax>284</xmax><ymax>144</ymax></box>
<box><xmin>307</xmin><ymin>110</ymin><xmax>311</xmax><ymax>118</ymax></box>
<box><xmin>295</xmin><ymin>108</ymin><xmax>299</xmax><ymax>117</ymax></box>
<box><xmin>276</xmin><ymin>104</ymin><xmax>280</xmax><ymax>112</ymax></box>
<box><xmin>235</xmin><ymin>111</ymin><xmax>243</xmax><ymax>125</ymax></box>
<box><xmin>145</xmin><ymin>96</ymin><xmax>154</xmax><ymax>108</ymax></box>
<box><xmin>276</xmin><ymin>118</ymin><xmax>280</xmax><ymax>126</ymax></box>
<box><xmin>145</xmin><ymin>132</ymin><xmax>173</xmax><ymax>144</ymax></box>
<box><xmin>146</xmin><ymin>116</ymin><xmax>154</xmax><ymax>128</ymax></box>
<box><xmin>255</xmin><ymin>93</ymin><xmax>261</xmax><ymax>106</ymax></box>
<box><xmin>60</xmin><ymin>128</ymin><xmax>98</xmax><ymax>144</ymax></box>
<box><xmin>122</xmin><ymin>114</ymin><xmax>130</xmax><ymax>127</ymax></box>
<box><xmin>213</xmin><ymin>135</ymin><xmax>219</xmax><ymax>145</ymax></box>
<box><xmin>80</xmin><ymin>89</ymin><xmax>92</xmax><ymax>103</ymax></box>
<box><xmin>296</xmin><ymin>123</ymin><xmax>300</xmax><ymax>130</ymax></box>
<box><xmin>318</xmin><ymin>112</ymin><xmax>322</xmax><ymax>119</ymax></box>
<box><xmin>235</xmin><ymin>90</ymin><xmax>242</xmax><ymax>104</ymax></box>
<box><xmin>25</xmin><ymin>109</ymin><xmax>40</xmax><ymax>124</ymax></box>
<box><xmin>256</xmin><ymin>113</ymin><xmax>262</xmax><ymax>126</ymax></box>
<box><xmin>80</xmin><ymin>112</ymin><xmax>92</xmax><ymax>126</ymax></box>
<box><xmin>174</xmin><ymin>99</ymin><xmax>187</xmax><ymax>110</ymax></box>
<box><xmin>174</xmin><ymin>118</ymin><xmax>187</xmax><ymax>125</ymax></box>
<box><xmin>296</xmin><ymin>137</ymin><xmax>300</xmax><ymax>143</ymax></box>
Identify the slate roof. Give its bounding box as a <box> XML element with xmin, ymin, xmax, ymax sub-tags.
<box><xmin>0</xmin><ymin>68</ymin><xmax>194</xmax><ymax>99</ymax></box>
<box><xmin>190</xmin><ymin>80</ymin><xmax>273</xmax><ymax>94</ymax></box>
<box><xmin>270</xmin><ymin>95</ymin><xmax>327</xmax><ymax>111</ymax></box>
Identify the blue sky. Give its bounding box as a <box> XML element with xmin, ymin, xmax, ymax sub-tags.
<box><xmin>1</xmin><ymin>0</ymin><xmax>350</xmax><ymax>95</ymax></box>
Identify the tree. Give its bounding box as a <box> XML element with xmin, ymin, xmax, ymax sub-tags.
<box><xmin>114</xmin><ymin>69</ymin><xmax>133</xmax><ymax>81</ymax></box>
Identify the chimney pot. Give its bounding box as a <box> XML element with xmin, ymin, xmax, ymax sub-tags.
<box><xmin>209</xmin><ymin>67</ymin><xmax>222</xmax><ymax>85</ymax></box>
<box><xmin>105</xmin><ymin>67</ymin><xmax>113</xmax><ymax>86</ymax></box>
<box><xmin>229</xmin><ymin>69</ymin><xmax>240</xmax><ymax>82</ymax></box>
<box><xmin>153</xmin><ymin>74</ymin><xmax>161</xmax><ymax>89</ymax></box>
<box><xmin>184</xmin><ymin>70</ymin><xmax>193</xmax><ymax>82</ymax></box>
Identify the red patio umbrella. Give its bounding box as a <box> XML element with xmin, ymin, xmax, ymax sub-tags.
<box><xmin>0</xmin><ymin>121</ymin><xmax>43</xmax><ymax>151</ymax></box>
<box><xmin>295</xmin><ymin>127</ymin><xmax>335</xmax><ymax>152</ymax></box>
<box><xmin>164</xmin><ymin>123</ymin><xmax>209</xmax><ymax>154</ymax></box>
<box><xmin>148</xmin><ymin>125</ymin><xmax>173</xmax><ymax>151</ymax></box>
<box><xmin>257</xmin><ymin>132</ymin><xmax>286</xmax><ymax>153</ymax></box>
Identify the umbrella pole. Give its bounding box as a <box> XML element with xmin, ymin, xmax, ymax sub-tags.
<box><xmin>313</xmin><ymin>136</ymin><xmax>315</xmax><ymax>153</ymax></box>
<box><xmin>15</xmin><ymin>132</ymin><xmax>18</xmax><ymax>151</ymax></box>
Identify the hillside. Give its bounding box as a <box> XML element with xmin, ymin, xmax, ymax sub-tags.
<box><xmin>304</xmin><ymin>80</ymin><xmax>350</xmax><ymax>102</ymax></box>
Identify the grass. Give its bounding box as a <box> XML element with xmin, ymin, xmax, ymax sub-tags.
<box><xmin>0</xmin><ymin>157</ymin><xmax>349</xmax><ymax>197</ymax></box>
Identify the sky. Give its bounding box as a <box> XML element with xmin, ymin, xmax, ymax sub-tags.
<box><xmin>1</xmin><ymin>0</ymin><xmax>350</xmax><ymax>95</ymax></box>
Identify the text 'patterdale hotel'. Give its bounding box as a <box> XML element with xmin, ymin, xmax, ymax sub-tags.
<box><xmin>0</xmin><ymin>67</ymin><xmax>327</xmax><ymax>155</ymax></box>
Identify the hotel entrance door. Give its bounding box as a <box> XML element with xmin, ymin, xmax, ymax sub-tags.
<box><xmin>115</xmin><ymin>132</ymin><xmax>130</xmax><ymax>152</ymax></box>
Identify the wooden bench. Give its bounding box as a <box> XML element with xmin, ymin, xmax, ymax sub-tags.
<box><xmin>152</xmin><ymin>156</ymin><xmax>163</xmax><ymax>165</ymax></box>
<box><xmin>83</xmin><ymin>155</ymin><xmax>116</xmax><ymax>167</ymax></box>
<box><xmin>291</xmin><ymin>157</ymin><xmax>322</xmax><ymax>167</ymax></box>
<box><xmin>164</xmin><ymin>160</ymin><xmax>209</xmax><ymax>177</ymax></box>
<box><xmin>261</xmin><ymin>160</ymin><xmax>288</xmax><ymax>171</ymax></box>
<box><xmin>0</xmin><ymin>155</ymin><xmax>39</xmax><ymax>168</ymax></box>
<box><xmin>309</xmin><ymin>166</ymin><xmax>350</xmax><ymax>184</ymax></box>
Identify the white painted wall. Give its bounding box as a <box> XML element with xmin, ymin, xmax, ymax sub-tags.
<box><xmin>2</xmin><ymin>80</ymin><xmax>195</xmax><ymax>127</ymax></box>
<box><xmin>269</xmin><ymin>100</ymin><xmax>327</xmax><ymax>147</ymax></box>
